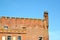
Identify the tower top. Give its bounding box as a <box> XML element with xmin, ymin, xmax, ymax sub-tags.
<box><xmin>44</xmin><ymin>11</ymin><xmax>48</xmax><ymax>14</ymax></box>
<box><xmin>44</xmin><ymin>11</ymin><xmax>48</xmax><ymax>17</ymax></box>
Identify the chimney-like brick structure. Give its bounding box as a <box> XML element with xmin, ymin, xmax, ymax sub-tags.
<box><xmin>44</xmin><ymin>11</ymin><xmax>48</xmax><ymax>29</ymax></box>
<box><xmin>0</xmin><ymin>12</ymin><xmax>49</xmax><ymax>40</ymax></box>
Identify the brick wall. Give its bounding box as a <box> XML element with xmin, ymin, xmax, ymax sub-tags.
<box><xmin>0</xmin><ymin>12</ymin><xmax>49</xmax><ymax>40</ymax></box>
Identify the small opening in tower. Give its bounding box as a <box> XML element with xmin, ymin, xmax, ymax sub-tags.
<box><xmin>39</xmin><ymin>37</ymin><xmax>42</xmax><ymax>40</ymax></box>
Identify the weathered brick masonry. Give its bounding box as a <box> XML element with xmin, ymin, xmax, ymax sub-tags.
<box><xmin>0</xmin><ymin>11</ymin><xmax>49</xmax><ymax>40</ymax></box>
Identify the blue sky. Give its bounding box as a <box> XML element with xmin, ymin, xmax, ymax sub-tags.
<box><xmin>0</xmin><ymin>0</ymin><xmax>60</xmax><ymax>40</ymax></box>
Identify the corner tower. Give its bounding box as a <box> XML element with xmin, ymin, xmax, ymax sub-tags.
<box><xmin>44</xmin><ymin>11</ymin><xmax>48</xmax><ymax>29</ymax></box>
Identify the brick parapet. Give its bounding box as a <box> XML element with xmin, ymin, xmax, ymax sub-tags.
<box><xmin>0</xmin><ymin>16</ymin><xmax>43</xmax><ymax>29</ymax></box>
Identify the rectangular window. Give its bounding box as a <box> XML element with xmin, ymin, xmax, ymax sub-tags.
<box><xmin>7</xmin><ymin>36</ymin><xmax>11</xmax><ymax>40</ymax></box>
<box><xmin>4</xmin><ymin>26</ymin><xmax>8</xmax><ymax>30</ymax></box>
<box><xmin>18</xmin><ymin>36</ymin><xmax>21</xmax><ymax>40</ymax></box>
<box><xmin>2</xmin><ymin>36</ymin><xmax>5</xmax><ymax>40</ymax></box>
<box><xmin>39</xmin><ymin>37</ymin><xmax>42</xmax><ymax>40</ymax></box>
